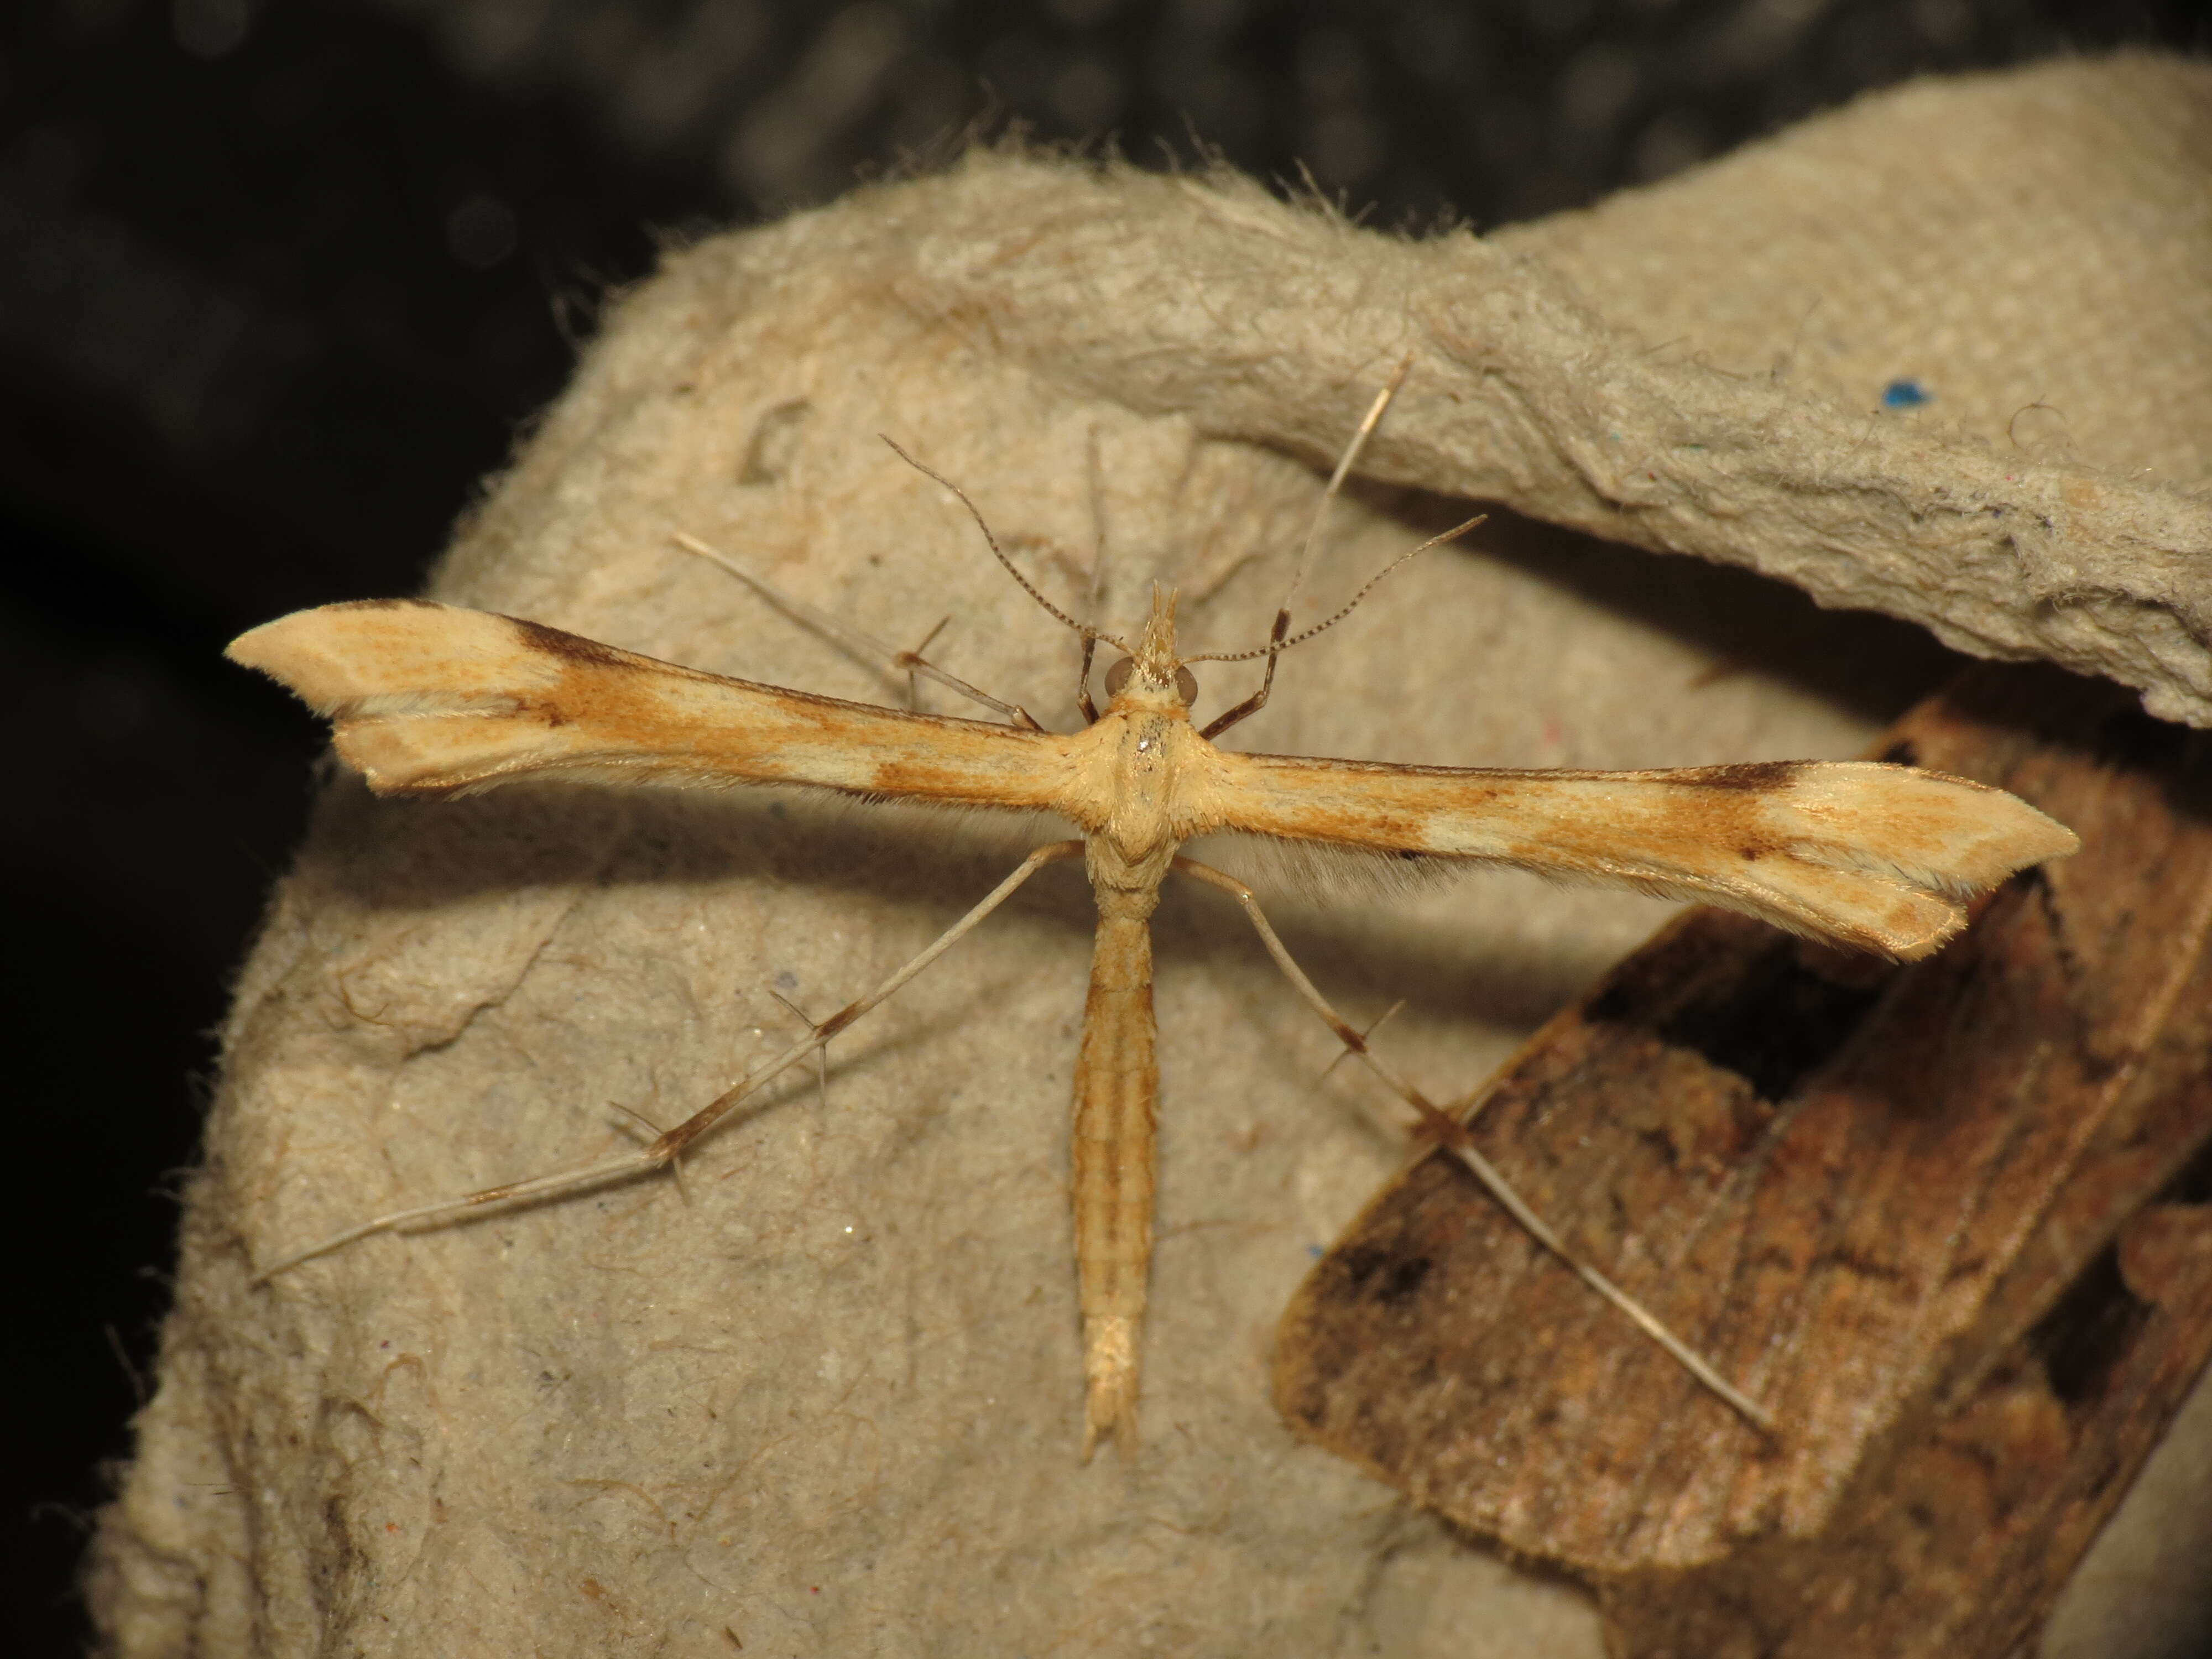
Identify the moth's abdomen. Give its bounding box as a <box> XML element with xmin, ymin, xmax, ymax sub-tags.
<box><xmin>1070</xmin><ymin>907</ymin><xmax>1159</xmax><ymax>1459</ymax></box>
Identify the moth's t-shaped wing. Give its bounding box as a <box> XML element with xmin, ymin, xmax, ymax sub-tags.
<box><xmin>228</xmin><ymin>600</ymin><xmax>1072</xmax><ymax>808</ymax></box>
<box><xmin>1206</xmin><ymin>752</ymin><xmax>2079</xmax><ymax>959</ymax></box>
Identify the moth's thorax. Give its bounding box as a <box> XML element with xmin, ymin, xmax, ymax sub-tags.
<box><xmin>1082</xmin><ymin>703</ymin><xmax>1188</xmax><ymax>880</ymax></box>
<box><xmin>1065</xmin><ymin>682</ymin><xmax>1228</xmax><ymax>894</ymax></box>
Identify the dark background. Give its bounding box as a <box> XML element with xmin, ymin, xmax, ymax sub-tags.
<box><xmin>6</xmin><ymin>1</ymin><xmax>2205</xmax><ymax>1650</ymax></box>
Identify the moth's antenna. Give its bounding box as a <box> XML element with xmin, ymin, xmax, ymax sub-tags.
<box><xmin>1190</xmin><ymin>512</ymin><xmax>1485</xmax><ymax>666</ymax></box>
<box><xmin>881</xmin><ymin>436</ymin><xmax>1130</xmax><ymax>655</ymax></box>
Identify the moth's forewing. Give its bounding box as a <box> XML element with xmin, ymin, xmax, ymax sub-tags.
<box><xmin>1203</xmin><ymin>752</ymin><xmax>2077</xmax><ymax>958</ymax></box>
<box><xmin>228</xmin><ymin>601</ymin><xmax>1071</xmax><ymax>806</ymax></box>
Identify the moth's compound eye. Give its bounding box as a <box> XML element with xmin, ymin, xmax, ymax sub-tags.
<box><xmin>1174</xmin><ymin>666</ymin><xmax>1198</xmax><ymax>705</ymax></box>
<box><xmin>1104</xmin><ymin>656</ymin><xmax>1135</xmax><ymax>695</ymax></box>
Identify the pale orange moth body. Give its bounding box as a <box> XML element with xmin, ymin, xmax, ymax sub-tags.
<box><xmin>230</xmin><ymin>568</ymin><xmax>2077</xmax><ymax>1453</ymax></box>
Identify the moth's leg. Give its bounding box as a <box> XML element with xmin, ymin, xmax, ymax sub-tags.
<box><xmin>1076</xmin><ymin>633</ymin><xmax>1100</xmax><ymax>726</ymax></box>
<box><xmin>1077</xmin><ymin>425</ymin><xmax>1109</xmax><ymax>726</ymax></box>
<box><xmin>671</xmin><ymin>530</ymin><xmax>1048</xmax><ymax>732</ymax></box>
<box><xmin>255</xmin><ymin>839</ymin><xmax>1088</xmax><ymax>1281</ymax></box>
<box><xmin>1171</xmin><ymin>854</ymin><xmax>1775</xmax><ymax>1432</ymax></box>
<box><xmin>1198</xmin><ymin>363</ymin><xmax>1405</xmax><ymax>742</ymax></box>
<box><xmin>1196</xmin><ymin>357</ymin><xmax>1480</xmax><ymax>741</ymax></box>
<box><xmin>1283</xmin><ymin>357</ymin><xmax>1410</xmax><ymax>617</ymax></box>
<box><xmin>1197</xmin><ymin>611</ymin><xmax>1288</xmax><ymax>740</ymax></box>
<box><xmin>768</xmin><ymin>987</ymin><xmax>834</xmax><ymax>1113</ymax></box>
<box><xmin>1321</xmin><ymin>998</ymin><xmax>1405</xmax><ymax>1079</ymax></box>
<box><xmin>901</xmin><ymin>615</ymin><xmax>952</xmax><ymax>712</ymax></box>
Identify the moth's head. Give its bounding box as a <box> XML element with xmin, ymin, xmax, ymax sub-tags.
<box><xmin>1102</xmin><ymin>583</ymin><xmax>1198</xmax><ymax>710</ymax></box>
